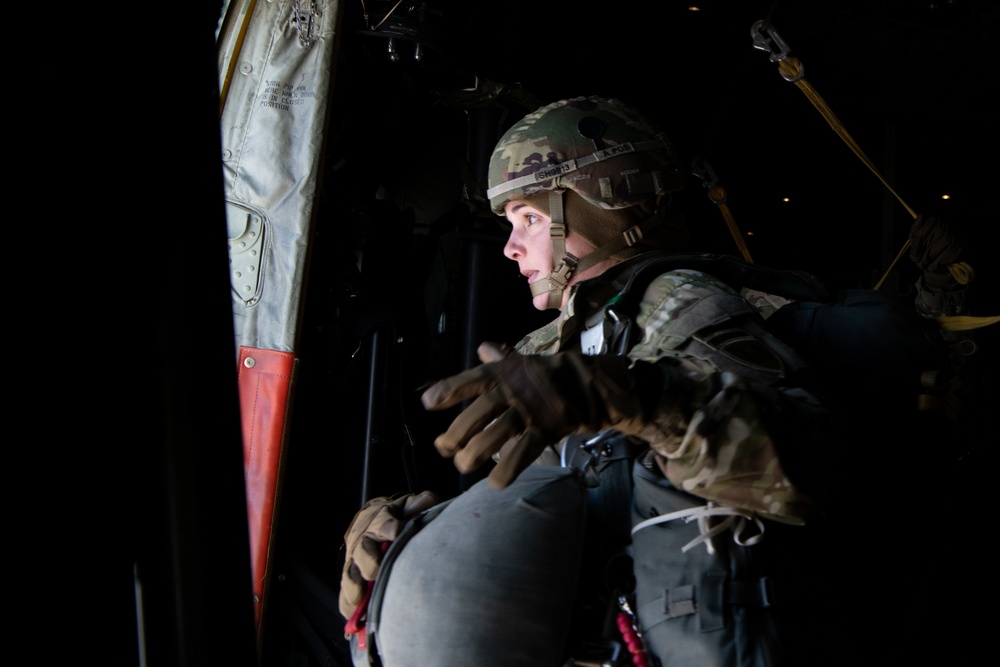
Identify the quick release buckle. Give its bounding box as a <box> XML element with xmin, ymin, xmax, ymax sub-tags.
<box><xmin>549</xmin><ymin>253</ymin><xmax>578</xmax><ymax>289</ymax></box>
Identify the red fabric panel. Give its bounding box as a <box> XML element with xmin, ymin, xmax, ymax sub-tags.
<box><xmin>237</xmin><ymin>346</ymin><xmax>297</xmax><ymax>633</ymax></box>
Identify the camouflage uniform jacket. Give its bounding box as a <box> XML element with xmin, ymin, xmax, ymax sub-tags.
<box><xmin>514</xmin><ymin>254</ymin><xmax>825</xmax><ymax>524</ymax></box>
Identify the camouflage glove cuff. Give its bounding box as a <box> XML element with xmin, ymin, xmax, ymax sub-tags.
<box><xmin>421</xmin><ymin>351</ymin><xmax>661</xmax><ymax>488</ymax></box>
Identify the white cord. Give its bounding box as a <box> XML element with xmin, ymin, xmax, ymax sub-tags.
<box><xmin>631</xmin><ymin>502</ymin><xmax>765</xmax><ymax>554</ymax></box>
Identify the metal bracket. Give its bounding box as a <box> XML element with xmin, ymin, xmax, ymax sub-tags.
<box><xmin>226</xmin><ymin>200</ymin><xmax>269</xmax><ymax>305</ymax></box>
<box><xmin>751</xmin><ymin>19</ymin><xmax>791</xmax><ymax>62</ymax></box>
<box><xmin>751</xmin><ymin>19</ymin><xmax>805</xmax><ymax>81</ymax></box>
<box><xmin>291</xmin><ymin>0</ymin><xmax>321</xmax><ymax>47</ymax></box>
<box><xmin>690</xmin><ymin>155</ymin><xmax>719</xmax><ymax>189</ymax></box>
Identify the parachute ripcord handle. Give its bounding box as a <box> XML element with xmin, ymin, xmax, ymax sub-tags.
<box><xmin>750</xmin><ymin>20</ymin><xmax>998</xmax><ymax>332</ymax></box>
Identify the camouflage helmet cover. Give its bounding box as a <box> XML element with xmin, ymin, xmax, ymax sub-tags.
<box><xmin>487</xmin><ymin>96</ymin><xmax>684</xmax><ymax>215</ymax></box>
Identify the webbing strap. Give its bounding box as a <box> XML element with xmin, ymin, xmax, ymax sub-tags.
<box><xmin>750</xmin><ymin>20</ymin><xmax>980</xmax><ymax>294</ymax></box>
<box><xmin>769</xmin><ymin>46</ymin><xmax>998</xmax><ymax>331</ymax></box>
<box><xmin>938</xmin><ymin>314</ymin><xmax>1000</xmax><ymax>331</ymax></box>
<box><xmin>486</xmin><ymin>139</ymin><xmax>667</xmax><ymax>201</ymax></box>
<box><xmin>549</xmin><ymin>190</ymin><xmax>567</xmax><ymax>264</ymax></box>
<box><xmin>708</xmin><ymin>184</ymin><xmax>753</xmax><ymax>263</ymax></box>
<box><xmin>570</xmin><ymin>212</ymin><xmax>664</xmax><ymax>279</ymax></box>
<box><xmin>637</xmin><ymin>573</ymin><xmax>775</xmax><ymax>631</ymax></box>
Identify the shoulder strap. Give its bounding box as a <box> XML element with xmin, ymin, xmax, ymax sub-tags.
<box><xmin>605</xmin><ymin>251</ymin><xmax>829</xmax><ymax>307</ymax></box>
<box><xmin>569</xmin><ymin>251</ymin><xmax>829</xmax><ymax>357</ymax></box>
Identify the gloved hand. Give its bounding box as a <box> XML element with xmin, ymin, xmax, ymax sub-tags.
<box><xmin>476</xmin><ymin>340</ymin><xmax>510</xmax><ymax>363</ymax></box>
<box><xmin>339</xmin><ymin>490</ymin><xmax>440</xmax><ymax>621</ymax></box>
<box><xmin>420</xmin><ymin>343</ymin><xmax>661</xmax><ymax>488</ymax></box>
<box><xmin>908</xmin><ymin>214</ymin><xmax>967</xmax><ymax>290</ymax></box>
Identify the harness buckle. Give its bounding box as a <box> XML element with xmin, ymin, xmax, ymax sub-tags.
<box><xmin>622</xmin><ymin>225</ymin><xmax>644</xmax><ymax>247</ymax></box>
<box><xmin>606</xmin><ymin>307</ymin><xmax>634</xmax><ymax>356</ymax></box>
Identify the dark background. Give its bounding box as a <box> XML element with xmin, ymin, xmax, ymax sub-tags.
<box><xmin>270</xmin><ymin>2</ymin><xmax>1000</xmax><ymax>665</ymax></box>
<box><xmin>57</xmin><ymin>1</ymin><xmax>998</xmax><ymax>665</ymax></box>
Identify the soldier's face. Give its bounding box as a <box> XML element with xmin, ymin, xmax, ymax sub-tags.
<box><xmin>502</xmin><ymin>199</ymin><xmax>609</xmax><ymax>311</ymax></box>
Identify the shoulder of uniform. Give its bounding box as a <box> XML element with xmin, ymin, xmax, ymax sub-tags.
<box><xmin>642</xmin><ymin>269</ymin><xmax>740</xmax><ymax>300</ymax></box>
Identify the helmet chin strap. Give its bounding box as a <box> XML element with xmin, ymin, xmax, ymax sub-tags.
<box><xmin>528</xmin><ymin>191</ymin><xmax>577</xmax><ymax>309</ymax></box>
<box><xmin>529</xmin><ymin>191</ymin><xmax>664</xmax><ymax>309</ymax></box>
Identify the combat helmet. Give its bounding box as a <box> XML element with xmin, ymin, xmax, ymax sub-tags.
<box><xmin>487</xmin><ymin>96</ymin><xmax>685</xmax><ymax>308</ymax></box>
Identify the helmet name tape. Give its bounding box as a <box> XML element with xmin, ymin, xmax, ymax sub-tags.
<box><xmin>536</xmin><ymin>160</ymin><xmax>579</xmax><ymax>182</ymax></box>
<box><xmin>594</xmin><ymin>142</ymin><xmax>635</xmax><ymax>160</ymax></box>
<box><xmin>487</xmin><ymin>140</ymin><xmax>658</xmax><ymax>202</ymax></box>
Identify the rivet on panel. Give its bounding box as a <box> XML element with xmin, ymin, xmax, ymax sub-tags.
<box><xmin>244</xmin><ymin>357</ymin><xmax>256</xmax><ymax>368</ymax></box>
<box><xmin>240</xmin><ymin>63</ymin><xmax>253</xmax><ymax>74</ymax></box>
<box><xmin>222</xmin><ymin>148</ymin><xmax>233</xmax><ymax>161</ymax></box>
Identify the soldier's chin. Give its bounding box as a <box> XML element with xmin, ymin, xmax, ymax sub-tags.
<box><xmin>532</xmin><ymin>290</ymin><xmax>555</xmax><ymax>311</ymax></box>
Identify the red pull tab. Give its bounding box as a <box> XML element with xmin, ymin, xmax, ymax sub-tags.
<box><xmin>344</xmin><ymin>542</ymin><xmax>389</xmax><ymax>651</ymax></box>
<box><xmin>344</xmin><ymin>579</ymin><xmax>374</xmax><ymax>649</ymax></box>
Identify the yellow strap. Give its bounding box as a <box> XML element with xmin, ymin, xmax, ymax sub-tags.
<box><xmin>770</xmin><ymin>49</ymin><xmax>998</xmax><ymax>332</ymax></box>
<box><xmin>772</xmin><ymin>56</ymin><xmax>981</xmax><ymax>294</ymax></box>
<box><xmin>938</xmin><ymin>315</ymin><xmax>1000</xmax><ymax>332</ymax></box>
<box><xmin>775</xmin><ymin>58</ymin><xmax>919</xmax><ymax>290</ymax></box>
<box><xmin>949</xmin><ymin>261</ymin><xmax>975</xmax><ymax>285</ymax></box>
<box><xmin>706</xmin><ymin>185</ymin><xmax>754</xmax><ymax>263</ymax></box>
<box><xmin>218</xmin><ymin>0</ymin><xmax>260</xmax><ymax>116</ymax></box>
<box><xmin>777</xmin><ymin>58</ymin><xmax>917</xmax><ymax>220</ymax></box>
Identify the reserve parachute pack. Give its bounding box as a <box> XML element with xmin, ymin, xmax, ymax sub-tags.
<box><xmin>350</xmin><ymin>466</ymin><xmax>589</xmax><ymax>667</ymax></box>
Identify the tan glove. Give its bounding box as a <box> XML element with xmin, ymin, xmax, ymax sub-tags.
<box><xmin>339</xmin><ymin>490</ymin><xmax>441</xmax><ymax>621</ymax></box>
<box><xmin>421</xmin><ymin>344</ymin><xmax>663</xmax><ymax>488</ymax></box>
<box><xmin>908</xmin><ymin>214</ymin><xmax>967</xmax><ymax>290</ymax></box>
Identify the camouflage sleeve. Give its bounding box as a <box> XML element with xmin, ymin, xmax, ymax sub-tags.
<box><xmin>622</xmin><ymin>270</ymin><xmax>829</xmax><ymax>524</ymax></box>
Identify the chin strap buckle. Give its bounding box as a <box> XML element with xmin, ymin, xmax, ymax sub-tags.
<box><xmin>550</xmin><ymin>252</ymin><xmax>579</xmax><ymax>290</ymax></box>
